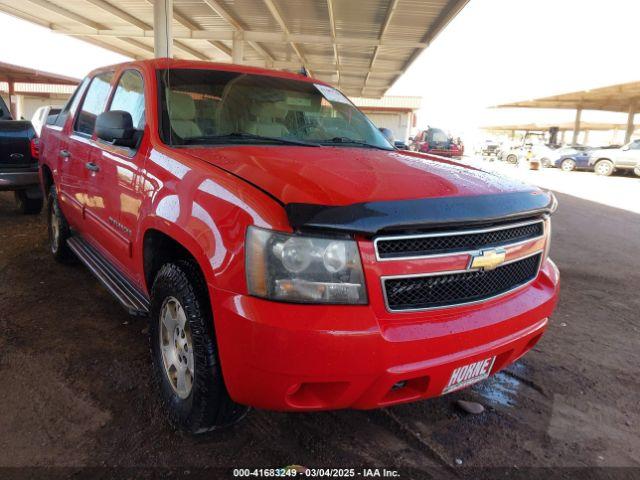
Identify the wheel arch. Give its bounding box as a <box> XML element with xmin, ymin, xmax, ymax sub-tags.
<box><xmin>140</xmin><ymin>224</ymin><xmax>212</xmax><ymax>294</ymax></box>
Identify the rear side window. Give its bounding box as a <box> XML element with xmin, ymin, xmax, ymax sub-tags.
<box><xmin>74</xmin><ymin>72</ymin><xmax>114</xmax><ymax>136</ymax></box>
<box><xmin>52</xmin><ymin>78</ymin><xmax>88</xmax><ymax>127</ymax></box>
<box><xmin>109</xmin><ymin>70</ymin><xmax>145</xmax><ymax>129</ymax></box>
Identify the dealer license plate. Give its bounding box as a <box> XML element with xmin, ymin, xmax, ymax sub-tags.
<box><xmin>442</xmin><ymin>356</ymin><xmax>496</xmax><ymax>394</ymax></box>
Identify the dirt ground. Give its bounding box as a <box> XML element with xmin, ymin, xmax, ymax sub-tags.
<box><xmin>0</xmin><ymin>185</ymin><xmax>639</xmax><ymax>479</ymax></box>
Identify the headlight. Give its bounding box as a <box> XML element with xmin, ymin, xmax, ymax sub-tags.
<box><xmin>245</xmin><ymin>226</ymin><xmax>368</xmax><ymax>304</ymax></box>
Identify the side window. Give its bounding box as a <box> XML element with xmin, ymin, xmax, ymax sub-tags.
<box><xmin>74</xmin><ymin>72</ymin><xmax>114</xmax><ymax>136</ymax></box>
<box><xmin>53</xmin><ymin>78</ymin><xmax>89</xmax><ymax>127</ymax></box>
<box><xmin>109</xmin><ymin>70</ymin><xmax>145</xmax><ymax>130</ymax></box>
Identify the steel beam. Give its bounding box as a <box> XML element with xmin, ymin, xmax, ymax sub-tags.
<box><xmin>625</xmin><ymin>103</ymin><xmax>636</xmax><ymax>144</ymax></box>
<box><xmin>153</xmin><ymin>0</ymin><xmax>173</xmax><ymax>57</ymax></box>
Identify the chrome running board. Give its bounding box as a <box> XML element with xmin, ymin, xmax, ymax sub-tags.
<box><xmin>67</xmin><ymin>236</ymin><xmax>150</xmax><ymax>316</ymax></box>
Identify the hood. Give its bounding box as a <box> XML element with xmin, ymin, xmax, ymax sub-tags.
<box><xmin>186</xmin><ymin>145</ymin><xmax>538</xmax><ymax>206</ymax></box>
<box><xmin>185</xmin><ymin>146</ymin><xmax>554</xmax><ymax>234</ymax></box>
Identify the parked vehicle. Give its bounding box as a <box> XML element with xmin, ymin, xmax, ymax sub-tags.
<box><xmin>550</xmin><ymin>146</ymin><xmax>593</xmax><ymax>172</ymax></box>
<box><xmin>0</xmin><ymin>95</ymin><xmax>43</xmax><ymax>214</ymax></box>
<box><xmin>32</xmin><ymin>105</ymin><xmax>62</xmax><ymax>137</ymax></box>
<box><xmin>39</xmin><ymin>59</ymin><xmax>559</xmax><ymax>433</ymax></box>
<box><xmin>479</xmin><ymin>139</ymin><xmax>500</xmax><ymax>157</ymax></box>
<box><xmin>499</xmin><ymin>144</ymin><xmax>523</xmax><ymax>164</ymax></box>
<box><xmin>588</xmin><ymin>140</ymin><xmax>640</xmax><ymax>176</ymax></box>
<box><xmin>410</xmin><ymin>127</ymin><xmax>463</xmax><ymax>157</ymax></box>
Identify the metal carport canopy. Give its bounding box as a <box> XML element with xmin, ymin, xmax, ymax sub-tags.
<box><xmin>0</xmin><ymin>0</ymin><xmax>468</xmax><ymax>98</ymax></box>
<box><xmin>494</xmin><ymin>81</ymin><xmax>640</xmax><ymax>144</ymax></box>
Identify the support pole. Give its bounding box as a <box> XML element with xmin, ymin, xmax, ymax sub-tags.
<box><xmin>625</xmin><ymin>103</ymin><xmax>636</xmax><ymax>144</ymax></box>
<box><xmin>154</xmin><ymin>0</ymin><xmax>173</xmax><ymax>58</ymax></box>
<box><xmin>583</xmin><ymin>130</ymin><xmax>589</xmax><ymax>145</ymax></box>
<box><xmin>8</xmin><ymin>80</ymin><xmax>17</xmax><ymax>119</ymax></box>
<box><xmin>572</xmin><ymin>108</ymin><xmax>582</xmax><ymax>146</ymax></box>
<box><xmin>232</xmin><ymin>31</ymin><xmax>245</xmax><ymax>64</ymax></box>
<box><xmin>560</xmin><ymin>130</ymin><xmax>566</xmax><ymax>144</ymax></box>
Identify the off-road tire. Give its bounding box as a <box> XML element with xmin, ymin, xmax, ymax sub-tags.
<box><xmin>15</xmin><ymin>190</ymin><xmax>43</xmax><ymax>215</ymax></box>
<box><xmin>149</xmin><ymin>260</ymin><xmax>248</xmax><ymax>434</ymax></box>
<box><xmin>594</xmin><ymin>159</ymin><xmax>614</xmax><ymax>176</ymax></box>
<box><xmin>47</xmin><ymin>189</ymin><xmax>72</xmax><ymax>262</ymax></box>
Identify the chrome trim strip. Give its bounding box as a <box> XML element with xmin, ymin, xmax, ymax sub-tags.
<box><xmin>381</xmin><ymin>250</ymin><xmax>544</xmax><ymax>313</ymax></box>
<box><xmin>374</xmin><ymin>218</ymin><xmax>545</xmax><ymax>262</ymax></box>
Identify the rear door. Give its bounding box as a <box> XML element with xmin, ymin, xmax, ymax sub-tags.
<box><xmin>63</xmin><ymin>71</ymin><xmax>114</xmax><ymax>230</ymax></box>
<box><xmin>43</xmin><ymin>77</ymin><xmax>88</xmax><ymax>223</ymax></box>
<box><xmin>89</xmin><ymin>68</ymin><xmax>148</xmax><ymax>280</ymax></box>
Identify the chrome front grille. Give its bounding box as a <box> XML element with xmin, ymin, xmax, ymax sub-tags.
<box><xmin>376</xmin><ymin>218</ymin><xmax>546</xmax><ymax>312</ymax></box>
<box><xmin>383</xmin><ymin>253</ymin><xmax>542</xmax><ymax>311</ymax></box>
<box><xmin>375</xmin><ymin>219</ymin><xmax>544</xmax><ymax>260</ymax></box>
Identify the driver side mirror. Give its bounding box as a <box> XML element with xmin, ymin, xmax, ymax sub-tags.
<box><xmin>95</xmin><ymin>110</ymin><xmax>136</xmax><ymax>147</ymax></box>
<box><xmin>622</xmin><ymin>145</ymin><xmax>630</xmax><ymax>151</ymax></box>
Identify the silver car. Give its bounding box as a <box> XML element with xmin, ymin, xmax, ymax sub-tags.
<box><xmin>588</xmin><ymin>140</ymin><xmax>640</xmax><ymax>176</ymax></box>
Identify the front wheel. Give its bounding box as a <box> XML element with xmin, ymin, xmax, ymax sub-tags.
<box><xmin>594</xmin><ymin>159</ymin><xmax>614</xmax><ymax>176</ymax></box>
<box><xmin>15</xmin><ymin>190</ymin><xmax>43</xmax><ymax>215</ymax></box>
<box><xmin>506</xmin><ymin>154</ymin><xmax>518</xmax><ymax>164</ymax></box>
<box><xmin>561</xmin><ymin>159</ymin><xmax>576</xmax><ymax>172</ymax></box>
<box><xmin>149</xmin><ymin>261</ymin><xmax>248</xmax><ymax>434</ymax></box>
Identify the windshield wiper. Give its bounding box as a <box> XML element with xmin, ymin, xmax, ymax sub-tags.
<box><xmin>181</xmin><ymin>132</ymin><xmax>319</xmax><ymax>147</ymax></box>
<box><xmin>320</xmin><ymin>137</ymin><xmax>393</xmax><ymax>150</ymax></box>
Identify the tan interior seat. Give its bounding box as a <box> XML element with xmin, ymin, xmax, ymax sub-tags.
<box><xmin>245</xmin><ymin>102</ymin><xmax>289</xmax><ymax>138</ymax></box>
<box><xmin>167</xmin><ymin>91</ymin><xmax>201</xmax><ymax>139</ymax></box>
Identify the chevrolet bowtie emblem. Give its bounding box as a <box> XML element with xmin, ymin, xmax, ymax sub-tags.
<box><xmin>469</xmin><ymin>248</ymin><xmax>507</xmax><ymax>271</ymax></box>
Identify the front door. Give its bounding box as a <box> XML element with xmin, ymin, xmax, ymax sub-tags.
<box><xmin>89</xmin><ymin>68</ymin><xmax>148</xmax><ymax>283</ymax></box>
<box><xmin>618</xmin><ymin>139</ymin><xmax>640</xmax><ymax>168</ymax></box>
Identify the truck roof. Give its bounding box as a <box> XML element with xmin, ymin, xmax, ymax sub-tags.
<box><xmin>87</xmin><ymin>58</ymin><xmax>329</xmax><ymax>88</ymax></box>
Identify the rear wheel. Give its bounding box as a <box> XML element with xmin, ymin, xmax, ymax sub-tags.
<box><xmin>561</xmin><ymin>159</ymin><xmax>576</xmax><ymax>172</ymax></box>
<box><xmin>594</xmin><ymin>159</ymin><xmax>614</xmax><ymax>176</ymax></box>
<box><xmin>47</xmin><ymin>189</ymin><xmax>72</xmax><ymax>262</ymax></box>
<box><xmin>149</xmin><ymin>260</ymin><xmax>248</xmax><ymax>434</ymax></box>
<box><xmin>15</xmin><ymin>190</ymin><xmax>43</xmax><ymax>215</ymax></box>
<box><xmin>506</xmin><ymin>154</ymin><xmax>518</xmax><ymax>164</ymax></box>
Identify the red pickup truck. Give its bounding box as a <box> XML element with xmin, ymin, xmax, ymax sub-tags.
<box><xmin>39</xmin><ymin>59</ymin><xmax>559</xmax><ymax>434</ymax></box>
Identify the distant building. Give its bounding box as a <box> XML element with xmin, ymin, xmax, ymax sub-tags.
<box><xmin>351</xmin><ymin>96</ymin><xmax>422</xmax><ymax>142</ymax></box>
<box><xmin>0</xmin><ymin>62</ymin><xmax>78</xmax><ymax>121</ymax></box>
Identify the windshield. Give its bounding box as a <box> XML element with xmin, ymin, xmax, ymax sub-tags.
<box><xmin>158</xmin><ymin>68</ymin><xmax>393</xmax><ymax>149</ymax></box>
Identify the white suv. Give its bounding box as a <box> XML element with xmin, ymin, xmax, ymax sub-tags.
<box><xmin>588</xmin><ymin>140</ymin><xmax>640</xmax><ymax>176</ymax></box>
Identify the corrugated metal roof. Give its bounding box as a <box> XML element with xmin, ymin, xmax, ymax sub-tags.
<box><xmin>495</xmin><ymin>81</ymin><xmax>640</xmax><ymax>113</ymax></box>
<box><xmin>0</xmin><ymin>0</ymin><xmax>468</xmax><ymax>97</ymax></box>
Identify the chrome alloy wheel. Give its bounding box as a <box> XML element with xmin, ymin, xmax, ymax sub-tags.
<box><xmin>50</xmin><ymin>204</ymin><xmax>60</xmax><ymax>253</ymax></box>
<box><xmin>159</xmin><ymin>297</ymin><xmax>194</xmax><ymax>399</ymax></box>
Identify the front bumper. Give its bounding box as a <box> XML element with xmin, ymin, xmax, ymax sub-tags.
<box><xmin>0</xmin><ymin>169</ymin><xmax>39</xmax><ymax>191</ymax></box>
<box><xmin>210</xmin><ymin>258</ymin><xmax>560</xmax><ymax>411</ymax></box>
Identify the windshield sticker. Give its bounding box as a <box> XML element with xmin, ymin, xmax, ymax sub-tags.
<box><xmin>314</xmin><ymin>84</ymin><xmax>350</xmax><ymax>104</ymax></box>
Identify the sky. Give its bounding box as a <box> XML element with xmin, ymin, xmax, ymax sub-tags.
<box><xmin>388</xmin><ymin>0</ymin><xmax>640</xmax><ymax>137</ymax></box>
<box><xmin>0</xmin><ymin>0</ymin><xmax>638</xmax><ymax>141</ymax></box>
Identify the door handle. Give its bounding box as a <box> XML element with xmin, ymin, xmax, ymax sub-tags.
<box><xmin>60</xmin><ymin>149</ymin><xmax>71</xmax><ymax>158</ymax></box>
<box><xmin>85</xmin><ymin>162</ymin><xmax>100</xmax><ymax>172</ymax></box>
